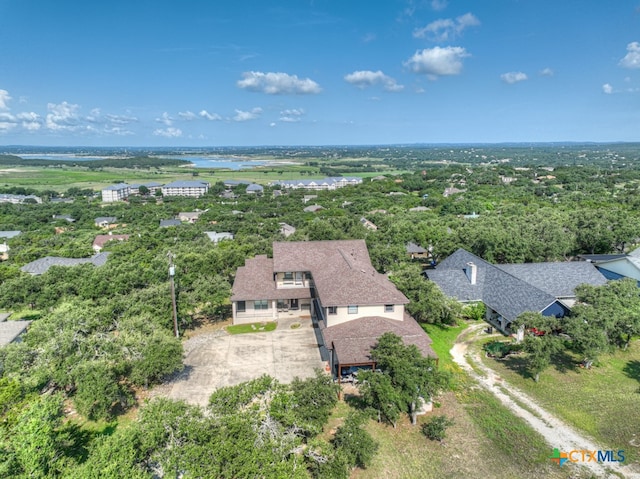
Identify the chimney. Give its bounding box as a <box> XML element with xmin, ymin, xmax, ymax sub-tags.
<box><xmin>465</xmin><ymin>262</ymin><xmax>477</xmax><ymax>285</ymax></box>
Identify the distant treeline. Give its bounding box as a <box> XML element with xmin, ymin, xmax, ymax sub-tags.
<box><xmin>0</xmin><ymin>155</ymin><xmax>189</xmax><ymax>168</ymax></box>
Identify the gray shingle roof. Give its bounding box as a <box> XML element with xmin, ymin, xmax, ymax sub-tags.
<box><xmin>0</xmin><ymin>231</ymin><xmax>21</xmax><ymax>239</ymax></box>
<box><xmin>95</xmin><ymin>216</ymin><xmax>117</xmax><ymax>224</ymax></box>
<box><xmin>406</xmin><ymin>242</ymin><xmax>428</xmax><ymax>254</ymax></box>
<box><xmin>21</xmin><ymin>252</ymin><xmax>110</xmax><ymax>275</ymax></box>
<box><xmin>496</xmin><ymin>262</ymin><xmax>607</xmax><ymax>298</ymax></box>
<box><xmin>159</xmin><ymin>219</ymin><xmax>181</xmax><ymax>227</ymax></box>
<box><xmin>162</xmin><ymin>180</ymin><xmax>209</xmax><ymax>188</ymax></box>
<box><xmin>0</xmin><ymin>320</ymin><xmax>31</xmax><ymax>346</ymax></box>
<box><xmin>103</xmin><ymin>183</ymin><xmax>129</xmax><ymax>191</ymax></box>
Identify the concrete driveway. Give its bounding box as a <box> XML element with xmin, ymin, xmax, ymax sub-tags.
<box><xmin>160</xmin><ymin>318</ymin><xmax>326</xmax><ymax>406</ymax></box>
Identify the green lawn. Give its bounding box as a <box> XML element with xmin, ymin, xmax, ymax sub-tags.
<box><xmin>422</xmin><ymin>320</ymin><xmax>471</xmax><ymax>370</ymax></box>
<box><xmin>479</xmin><ymin>339</ymin><xmax>640</xmax><ymax>466</ymax></box>
<box><xmin>225</xmin><ymin>321</ymin><xmax>277</xmax><ymax>334</ymax></box>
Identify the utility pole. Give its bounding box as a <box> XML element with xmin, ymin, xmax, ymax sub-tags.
<box><xmin>168</xmin><ymin>251</ymin><xmax>179</xmax><ymax>338</ymax></box>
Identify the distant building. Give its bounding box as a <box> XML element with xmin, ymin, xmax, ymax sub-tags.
<box><xmin>205</xmin><ymin>231</ymin><xmax>234</xmax><ymax>243</ymax></box>
<box><xmin>359</xmin><ymin>217</ymin><xmax>377</xmax><ymax>231</ymax></box>
<box><xmin>303</xmin><ymin>204</ymin><xmax>324</xmax><ymax>213</ymax></box>
<box><xmin>21</xmin><ymin>252</ymin><xmax>110</xmax><ymax>275</ymax></box>
<box><xmin>279</xmin><ymin>223</ymin><xmax>296</xmax><ymax>238</ymax></box>
<box><xmin>160</xmin><ymin>219</ymin><xmax>181</xmax><ymax>228</ymax></box>
<box><xmin>129</xmin><ymin>182</ymin><xmax>162</xmax><ymax>195</ymax></box>
<box><xmin>443</xmin><ymin>187</ymin><xmax>465</xmax><ymax>197</ymax></box>
<box><xmin>92</xmin><ymin>234</ymin><xmax>130</xmax><ymax>252</ymax></box>
<box><xmin>52</xmin><ymin>214</ymin><xmax>75</xmax><ymax>223</ymax></box>
<box><xmin>409</xmin><ymin>206</ymin><xmax>429</xmax><ymax>212</ymax></box>
<box><xmin>0</xmin><ymin>193</ymin><xmax>42</xmax><ymax>204</ymax></box>
<box><xmin>95</xmin><ymin>216</ymin><xmax>117</xmax><ymax>228</ymax></box>
<box><xmin>102</xmin><ymin>183</ymin><xmax>130</xmax><ymax>202</ymax></box>
<box><xmin>0</xmin><ymin>319</ymin><xmax>32</xmax><ymax>346</ymax></box>
<box><xmin>272</xmin><ymin>176</ymin><xmax>362</xmax><ymax>191</ymax></box>
<box><xmin>406</xmin><ymin>242</ymin><xmax>430</xmax><ymax>260</ymax></box>
<box><xmin>246</xmin><ymin>183</ymin><xmax>264</xmax><ymax>195</ymax></box>
<box><xmin>178</xmin><ymin>211</ymin><xmax>204</xmax><ymax>223</ymax></box>
<box><xmin>161</xmin><ymin>180</ymin><xmax>209</xmax><ymax>197</ymax></box>
<box><xmin>0</xmin><ymin>231</ymin><xmax>21</xmax><ymax>239</ymax></box>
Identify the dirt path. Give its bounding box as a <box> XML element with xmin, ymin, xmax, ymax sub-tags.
<box><xmin>451</xmin><ymin>323</ymin><xmax>639</xmax><ymax>479</ymax></box>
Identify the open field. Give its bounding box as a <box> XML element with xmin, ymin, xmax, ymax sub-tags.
<box><xmin>478</xmin><ymin>338</ymin><xmax>640</xmax><ymax>467</ymax></box>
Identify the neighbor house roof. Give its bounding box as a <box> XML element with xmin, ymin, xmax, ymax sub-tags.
<box><xmin>21</xmin><ymin>252</ymin><xmax>110</xmax><ymax>275</ymax></box>
<box><xmin>496</xmin><ymin>261</ymin><xmax>607</xmax><ymax>298</ymax></box>
<box><xmin>159</xmin><ymin>219</ymin><xmax>181</xmax><ymax>227</ymax></box>
<box><xmin>205</xmin><ymin>231</ymin><xmax>234</xmax><ymax>243</ymax></box>
<box><xmin>95</xmin><ymin>216</ymin><xmax>117</xmax><ymax>224</ymax></box>
<box><xmin>0</xmin><ymin>320</ymin><xmax>31</xmax><ymax>346</ymax></box>
<box><xmin>428</xmin><ymin>249</ymin><xmax>608</xmax><ymax>322</ymax></box>
<box><xmin>303</xmin><ymin>204</ymin><xmax>323</xmax><ymax>213</ymax></box>
<box><xmin>103</xmin><ymin>183</ymin><xmax>129</xmax><ymax>191</ymax></box>
<box><xmin>93</xmin><ymin>234</ymin><xmax>130</xmax><ymax>250</ymax></box>
<box><xmin>246</xmin><ymin>183</ymin><xmax>264</xmax><ymax>192</ymax></box>
<box><xmin>0</xmin><ymin>231</ymin><xmax>21</xmax><ymax>239</ymax></box>
<box><xmin>162</xmin><ymin>180</ymin><xmax>209</xmax><ymax>188</ymax></box>
<box><xmin>321</xmin><ymin>313</ymin><xmax>437</xmax><ymax>365</ymax></box>
<box><xmin>272</xmin><ymin>240</ymin><xmax>408</xmax><ymax>307</ymax></box>
<box><xmin>406</xmin><ymin>242</ymin><xmax>428</xmax><ymax>254</ymax></box>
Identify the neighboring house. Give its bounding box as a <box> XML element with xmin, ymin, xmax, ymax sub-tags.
<box><xmin>303</xmin><ymin>195</ymin><xmax>318</xmax><ymax>204</ymax></box>
<box><xmin>160</xmin><ymin>219</ymin><xmax>181</xmax><ymax>228</ymax></box>
<box><xmin>102</xmin><ymin>183</ymin><xmax>130</xmax><ymax>202</ymax></box>
<box><xmin>220</xmin><ymin>190</ymin><xmax>238</xmax><ymax>200</ymax></box>
<box><xmin>223</xmin><ymin>180</ymin><xmax>251</xmax><ymax>188</ymax></box>
<box><xmin>272</xmin><ymin>176</ymin><xmax>362</xmax><ymax>191</ymax></box>
<box><xmin>0</xmin><ymin>231</ymin><xmax>21</xmax><ymax>239</ymax></box>
<box><xmin>409</xmin><ymin>206</ymin><xmax>429</xmax><ymax>212</ymax></box>
<box><xmin>426</xmin><ymin>249</ymin><xmax>607</xmax><ymax>333</ymax></box>
<box><xmin>92</xmin><ymin>234</ymin><xmax>130</xmax><ymax>252</ymax></box>
<box><xmin>0</xmin><ymin>319</ymin><xmax>31</xmax><ymax>347</ymax></box>
<box><xmin>584</xmin><ymin>248</ymin><xmax>640</xmax><ymax>283</ymax></box>
<box><xmin>279</xmin><ymin>223</ymin><xmax>296</xmax><ymax>238</ymax></box>
<box><xmin>303</xmin><ymin>204</ymin><xmax>323</xmax><ymax>213</ymax></box>
<box><xmin>246</xmin><ymin>183</ymin><xmax>264</xmax><ymax>195</ymax></box>
<box><xmin>49</xmin><ymin>197</ymin><xmax>74</xmax><ymax>204</ymax></box>
<box><xmin>52</xmin><ymin>214</ymin><xmax>75</xmax><ymax>223</ymax></box>
<box><xmin>0</xmin><ymin>242</ymin><xmax>9</xmax><ymax>260</ymax></box>
<box><xmin>21</xmin><ymin>252</ymin><xmax>110</xmax><ymax>275</ymax></box>
<box><xmin>371</xmin><ymin>175</ymin><xmax>388</xmax><ymax>181</ymax></box>
<box><xmin>94</xmin><ymin>216</ymin><xmax>117</xmax><ymax>228</ymax></box>
<box><xmin>0</xmin><ymin>193</ymin><xmax>41</xmax><ymax>204</ymax></box>
<box><xmin>205</xmin><ymin>231</ymin><xmax>234</xmax><ymax>243</ymax></box>
<box><xmin>359</xmin><ymin>217</ymin><xmax>377</xmax><ymax>231</ymax></box>
<box><xmin>230</xmin><ymin>240</ymin><xmax>436</xmax><ymax>376</ymax></box>
<box><xmin>406</xmin><ymin>242</ymin><xmax>430</xmax><ymax>260</ymax></box>
<box><xmin>161</xmin><ymin>180</ymin><xmax>209</xmax><ymax>197</ymax></box>
<box><xmin>443</xmin><ymin>187</ymin><xmax>465</xmax><ymax>197</ymax></box>
<box><xmin>179</xmin><ymin>211</ymin><xmax>203</xmax><ymax>223</ymax></box>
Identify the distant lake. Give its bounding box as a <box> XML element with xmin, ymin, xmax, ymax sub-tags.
<box><xmin>156</xmin><ymin>155</ymin><xmax>267</xmax><ymax>169</ymax></box>
<box><xmin>16</xmin><ymin>154</ymin><xmax>266</xmax><ymax>170</ymax></box>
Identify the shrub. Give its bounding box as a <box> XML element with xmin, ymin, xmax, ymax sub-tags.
<box><xmin>422</xmin><ymin>415</ymin><xmax>455</xmax><ymax>442</ymax></box>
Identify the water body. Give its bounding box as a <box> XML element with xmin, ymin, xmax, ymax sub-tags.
<box><xmin>156</xmin><ymin>155</ymin><xmax>266</xmax><ymax>169</ymax></box>
<box><xmin>16</xmin><ymin>154</ymin><xmax>266</xmax><ymax>170</ymax></box>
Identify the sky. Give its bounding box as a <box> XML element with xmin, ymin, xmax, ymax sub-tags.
<box><xmin>0</xmin><ymin>0</ymin><xmax>639</xmax><ymax>147</ymax></box>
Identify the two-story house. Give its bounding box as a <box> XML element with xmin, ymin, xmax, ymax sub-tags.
<box><xmin>231</xmin><ymin>240</ymin><xmax>436</xmax><ymax>376</ymax></box>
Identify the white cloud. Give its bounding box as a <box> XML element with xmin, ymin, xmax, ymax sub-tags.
<box><xmin>46</xmin><ymin>101</ymin><xmax>81</xmax><ymax>130</ymax></box>
<box><xmin>279</xmin><ymin>108</ymin><xmax>305</xmax><ymax>122</ymax></box>
<box><xmin>0</xmin><ymin>90</ymin><xmax>12</xmax><ymax>110</ymax></box>
<box><xmin>156</xmin><ymin>112</ymin><xmax>174</xmax><ymax>126</ymax></box>
<box><xmin>344</xmin><ymin>70</ymin><xmax>404</xmax><ymax>91</ymax></box>
<box><xmin>153</xmin><ymin>127</ymin><xmax>182</xmax><ymax>137</ymax></box>
<box><xmin>237</xmin><ymin>71</ymin><xmax>322</xmax><ymax>95</ymax></box>
<box><xmin>233</xmin><ymin>107</ymin><xmax>263</xmax><ymax>122</ymax></box>
<box><xmin>431</xmin><ymin>0</ymin><xmax>448</xmax><ymax>11</ymax></box>
<box><xmin>501</xmin><ymin>72</ymin><xmax>528</xmax><ymax>84</ymax></box>
<box><xmin>404</xmin><ymin>46</ymin><xmax>470</xmax><ymax>78</ymax></box>
<box><xmin>178</xmin><ymin>110</ymin><xmax>198</xmax><ymax>120</ymax></box>
<box><xmin>539</xmin><ymin>67</ymin><xmax>554</xmax><ymax>77</ymax></box>
<box><xmin>105</xmin><ymin>114</ymin><xmax>137</xmax><ymax>125</ymax></box>
<box><xmin>200</xmin><ymin>110</ymin><xmax>222</xmax><ymax>121</ymax></box>
<box><xmin>413</xmin><ymin>12</ymin><xmax>479</xmax><ymax>42</ymax></box>
<box><xmin>16</xmin><ymin>112</ymin><xmax>41</xmax><ymax>131</ymax></box>
<box><xmin>602</xmin><ymin>83</ymin><xmax>613</xmax><ymax>94</ymax></box>
<box><xmin>619</xmin><ymin>41</ymin><xmax>640</xmax><ymax>69</ymax></box>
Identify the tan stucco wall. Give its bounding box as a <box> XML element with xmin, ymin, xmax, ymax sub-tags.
<box><xmin>325</xmin><ymin>304</ymin><xmax>405</xmax><ymax>327</ymax></box>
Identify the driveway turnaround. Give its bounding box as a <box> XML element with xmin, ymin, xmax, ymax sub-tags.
<box><xmin>162</xmin><ymin>319</ymin><xmax>326</xmax><ymax>406</ymax></box>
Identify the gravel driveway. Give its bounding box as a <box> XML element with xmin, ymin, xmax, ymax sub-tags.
<box><xmin>158</xmin><ymin>318</ymin><xmax>326</xmax><ymax>406</ymax></box>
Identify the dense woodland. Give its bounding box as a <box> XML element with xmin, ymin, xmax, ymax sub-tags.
<box><xmin>1</xmin><ymin>145</ymin><xmax>640</xmax><ymax>477</ymax></box>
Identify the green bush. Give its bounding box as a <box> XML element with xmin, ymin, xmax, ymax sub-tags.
<box><xmin>421</xmin><ymin>415</ymin><xmax>455</xmax><ymax>442</ymax></box>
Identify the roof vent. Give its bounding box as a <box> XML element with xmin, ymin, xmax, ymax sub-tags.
<box><xmin>465</xmin><ymin>262</ymin><xmax>477</xmax><ymax>285</ymax></box>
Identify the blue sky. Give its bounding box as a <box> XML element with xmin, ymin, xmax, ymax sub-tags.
<box><xmin>0</xmin><ymin>0</ymin><xmax>639</xmax><ymax>146</ymax></box>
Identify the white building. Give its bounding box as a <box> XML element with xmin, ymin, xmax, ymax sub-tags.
<box><xmin>161</xmin><ymin>180</ymin><xmax>209</xmax><ymax>197</ymax></box>
<box><xmin>101</xmin><ymin>183</ymin><xmax>130</xmax><ymax>202</ymax></box>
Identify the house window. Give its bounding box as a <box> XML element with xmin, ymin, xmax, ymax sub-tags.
<box><xmin>283</xmin><ymin>272</ymin><xmax>293</xmax><ymax>284</ymax></box>
<box><xmin>385</xmin><ymin>304</ymin><xmax>395</xmax><ymax>313</ymax></box>
<box><xmin>236</xmin><ymin>301</ymin><xmax>246</xmax><ymax>313</ymax></box>
<box><xmin>348</xmin><ymin>305</ymin><xmax>358</xmax><ymax>314</ymax></box>
<box><xmin>305</xmin><ymin>272</ymin><xmax>312</xmax><ymax>280</ymax></box>
<box><xmin>254</xmin><ymin>300</ymin><xmax>269</xmax><ymax>310</ymax></box>
<box><xmin>295</xmin><ymin>272</ymin><xmax>303</xmax><ymax>285</ymax></box>
<box><xmin>328</xmin><ymin>306</ymin><xmax>337</xmax><ymax>315</ymax></box>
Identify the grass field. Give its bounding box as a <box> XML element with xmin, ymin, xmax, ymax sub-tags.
<box><xmin>478</xmin><ymin>339</ymin><xmax>640</xmax><ymax>467</ymax></box>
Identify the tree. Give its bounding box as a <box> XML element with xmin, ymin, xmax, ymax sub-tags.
<box><xmin>331</xmin><ymin>411</ymin><xmax>378</xmax><ymax>469</ymax></box>
<box><xmin>512</xmin><ymin>312</ymin><xmax>563</xmax><ymax>382</ymax></box>
<box><xmin>359</xmin><ymin>333</ymin><xmax>449</xmax><ymax>425</ymax></box>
